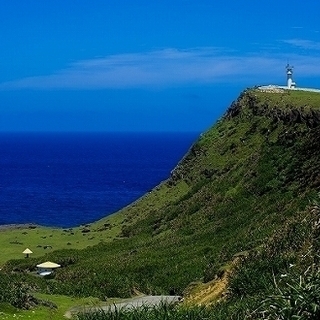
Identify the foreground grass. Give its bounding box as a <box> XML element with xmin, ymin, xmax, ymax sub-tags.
<box><xmin>0</xmin><ymin>294</ymin><xmax>103</xmax><ymax>320</ymax></box>
<box><xmin>76</xmin><ymin>303</ymin><xmax>219</xmax><ymax>320</ymax></box>
<box><xmin>0</xmin><ymin>294</ymin><xmax>99</xmax><ymax>320</ymax></box>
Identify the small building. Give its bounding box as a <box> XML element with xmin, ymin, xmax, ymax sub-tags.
<box><xmin>36</xmin><ymin>261</ymin><xmax>61</xmax><ymax>276</ymax></box>
<box><xmin>22</xmin><ymin>248</ymin><xmax>33</xmax><ymax>258</ymax></box>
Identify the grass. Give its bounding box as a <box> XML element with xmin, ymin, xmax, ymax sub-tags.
<box><xmin>76</xmin><ymin>303</ymin><xmax>219</xmax><ymax>320</ymax></box>
<box><xmin>0</xmin><ymin>225</ymin><xmax>104</xmax><ymax>266</ymax></box>
<box><xmin>0</xmin><ymin>208</ymin><xmax>132</xmax><ymax>266</ymax></box>
<box><xmin>0</xmin><ymin>294</ymin><xmax>103</xmax><ymax>320</ymax></box>
<box><xmin>254</xmin><ymin>88</ymin><xmax>320</xmax><ymax>109</ymax></box>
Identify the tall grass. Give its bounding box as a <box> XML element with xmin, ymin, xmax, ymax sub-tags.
<box><xmin>250</xmin><ymin>264</ymin><xmax>320</xmax><ymax>319</ymax></box>
<box><xmin>76</xmin><ymin>303</ymin><xmax>215</xmax><ymax>320</ymax></box>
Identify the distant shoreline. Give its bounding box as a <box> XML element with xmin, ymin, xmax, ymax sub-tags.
<box><xmin>0</xmin><ymin>224</ymin><xmax>38</xmax><ymax>231</ymax></box>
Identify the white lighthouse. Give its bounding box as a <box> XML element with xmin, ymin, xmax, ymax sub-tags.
<box><xmin>259</xmin><ymin>63</ymin><xmax>320</xmax><ymax>93</ymax></box>
<box><xmin>286</xmin><ymin>64</ymin><xmax>296</xmax><ymax>89</ymax></box>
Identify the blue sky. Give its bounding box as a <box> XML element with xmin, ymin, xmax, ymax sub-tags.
<box><xmin>1</xmin><ymin>0</ymin><xmax>320</xmax><ymax>132</ymax></box>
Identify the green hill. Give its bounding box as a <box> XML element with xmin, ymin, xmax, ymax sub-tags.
<box><xmin>2</xmin><ymin>87</ymin><xmax>320</xmax><ymax>318</ymax></box>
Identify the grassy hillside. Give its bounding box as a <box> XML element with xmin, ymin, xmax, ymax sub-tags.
<box><xmin>1</xmin><ymin>88</ymin><xmax>320</xmax><ymax>318</ymax></box>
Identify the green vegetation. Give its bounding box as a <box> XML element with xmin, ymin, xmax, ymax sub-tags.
<box><xmin>0</xmin><ymin>291</ymin><xmax>103</xmax><ymax>320</ymax></box>
<box><xmin>1</xmin><ymin>88</ymin><xmax>320</xmax><ymax>318</ymax></box>
<box><xmin>76</xmin><ymin>303</ymin><xmax>219</xmax><ymax>320</ymax></box>
<box><xmin>0</xmin><ymin>211</ymin><xmax>127</xmax><ymax>265</ymax></box>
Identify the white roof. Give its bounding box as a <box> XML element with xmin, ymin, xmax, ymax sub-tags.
<box><xmin>23</xmin><ymin>248</ymin><xmax>33</xmax><ymax>254</ymax></box>
<box><xmin>36</xmin><ymin>261</ymin><xmax>61</xmax><ymax>269</ymax></box>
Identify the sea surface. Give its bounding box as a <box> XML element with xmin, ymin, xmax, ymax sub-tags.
<box><xmin>0</xmin><ymin>132</ymin><xmax>199</xmax><ymax>228</ymax></box>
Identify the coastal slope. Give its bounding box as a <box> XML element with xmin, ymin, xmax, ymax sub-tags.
<box><xmin>3</xmin><ymin>88</ymin><xmax>320</xmax><ymax>317</ymax></box>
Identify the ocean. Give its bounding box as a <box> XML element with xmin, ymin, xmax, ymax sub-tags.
<box><xmin>0</xmin><ymin>132</ymin><xmax>199</xmax><ymax>228</ymax></box>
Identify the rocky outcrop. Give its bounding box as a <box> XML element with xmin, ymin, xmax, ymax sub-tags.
<box><xmin>226</xmin><ymin>90</ymin><xmax>320</xmax><ymax>128</ymax></box>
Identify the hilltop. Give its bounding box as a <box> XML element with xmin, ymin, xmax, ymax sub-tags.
<box><xmin>1</xmin><ymin>88</ymin><xmax>320</xmax><ymax>318</ymax></box>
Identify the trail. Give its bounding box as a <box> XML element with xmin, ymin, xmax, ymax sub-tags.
<box><xmin>64</xmin><ymin>295</ymin><xmax>181</xmax><ymax>318</ymax></box>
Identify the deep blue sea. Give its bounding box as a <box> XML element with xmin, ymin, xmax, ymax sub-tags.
<box><xmin>0</xmin><ymin>132</ymin><xmax>199</xmax><ymax>228</ymax></box>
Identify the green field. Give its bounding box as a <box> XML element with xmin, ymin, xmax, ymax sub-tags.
<box><xmin>0</xmin><ymin>210</ymin><xmax>128</xmax><ymax>266</ymax></box>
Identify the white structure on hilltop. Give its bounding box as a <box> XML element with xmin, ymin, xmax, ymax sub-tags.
<box><xmin>286</xmin><ymin>64</ymin><xmax>296</xmax><ymax>88</ymax></box>
<box><xmin>258</xmin><ymin>64</ymin><xmax>320</xmax><ymax>93</ymax></box>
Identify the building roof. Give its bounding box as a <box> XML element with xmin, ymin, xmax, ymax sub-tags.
<box><xmin>36</xmin><ymin>261</ymin><xmax>61</xmax><ymax>269</ymax></box>
<box><xmin>22</xmin><ymin>248</ymin><xmax>33</xmax><ymax>254</ymax></box>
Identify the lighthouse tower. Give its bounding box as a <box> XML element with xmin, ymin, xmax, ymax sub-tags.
<box><xmin>286</xmin><ymin>64</ymin><xmax>296</xmax><ymax>88</ymax></box>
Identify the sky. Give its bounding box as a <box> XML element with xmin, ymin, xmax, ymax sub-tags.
<box><xmin>1</xmin><ymin>0</ymin><xmax>320</xmax><ymax>132</ymax></box>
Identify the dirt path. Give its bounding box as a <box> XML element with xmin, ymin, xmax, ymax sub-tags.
<box><xmin>64</xmin><ymin>295</ymin><xmax>181</xmax><ymax>318</ymax></box>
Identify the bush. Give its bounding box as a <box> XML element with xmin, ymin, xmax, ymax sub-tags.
<box><xmin>0</xmin><ymin>276</ymin><xmax>36</xmax><ymax>309</ymax></box>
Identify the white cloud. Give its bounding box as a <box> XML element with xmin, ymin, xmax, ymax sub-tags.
<box><xmin>283</xmin><ymin>39</ymin><xmax>320</xmax><ymax>51</ymax></box>
<box><xmin>1</xmin><ymin>47</ymin><xmax>320</xmax><ymax>90</ymax></box>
